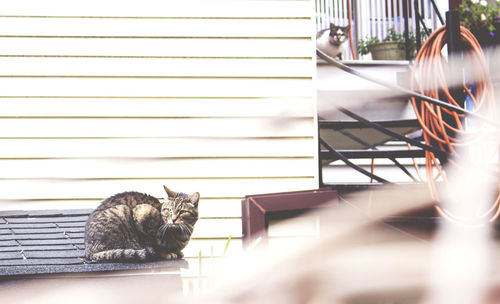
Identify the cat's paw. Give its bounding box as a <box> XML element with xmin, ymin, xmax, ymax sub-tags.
<box><xmin>159</xmin><ymin>252</ymin><xmax>182</xmax><ymax>260</ymax></box>
<box><xmin>160</xmin><ymin>252</ymin><xmax>177</xmax><ymax>260</ymax></box>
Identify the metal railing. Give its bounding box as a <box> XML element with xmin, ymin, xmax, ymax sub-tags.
<box><xmin>315</xmin><ymin>0</ymin><xmax>446</xmax><ymax>60</ymax></box>
<box><xmin>316</xmin><ymin>48</ymin><xmax>499</xmax><ymax>187</ymax></box>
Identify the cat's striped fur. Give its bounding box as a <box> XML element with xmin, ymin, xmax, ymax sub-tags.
<box><xmin>84</xmin><ymin>186</ymin><xmax>200</xmax><ymax>262</ymax></box>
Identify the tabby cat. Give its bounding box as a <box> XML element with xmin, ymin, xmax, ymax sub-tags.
<box><xmin>84</xmin><ymin>186</ymin><xmax>200</xmax><ymax>262</ymax></box>
<box><xmin>316</xmin><ymin>23</ymin><xmax>350</xmax><ymax>60</ymax></box>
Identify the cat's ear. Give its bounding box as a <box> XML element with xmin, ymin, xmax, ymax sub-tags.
<box><xmin>330</xmin><ymin>23</ymin><xmax>335</xmax><ymax>31</ymax></box>
<box><xmin>163</xmin><ymin>185</ymin><xmax>177</xmax><ymax>199</ymax></box>
<box><xmin>344</xmin><ymin>25</ymin><xmax>350</xmax><ymax>32</ymax></box>
<box><xmin>189</xmin><ymin>192</ymin><xmax>200</xmax><ymax>207</ymax></box>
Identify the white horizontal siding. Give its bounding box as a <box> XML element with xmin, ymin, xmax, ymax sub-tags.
<box><xmin>0</xmin><ymin>97</ymin><xmax>314</xmax><ymax>118</ymax></box>
<box><xmin>0</xmin><ymin>58</ymin><xmax>313</xmax><ymax>78</ymax></box>
<box><xmin>182</xmin><ymin>239</ymin><xmax>241</xmax><ymax>258</ymax></box>
<box><xmin>0</xmin><ymin>138</ymin><xmax>315</xmax><ymax>158</ymax></box>
<box><xmin>0</xmin><ymin>178</ymin><xmax>315</xmax><ymax>200</ymax></box>
<box><xmin>0</xmin><ymin>38</ymin><xmax>312</xmax><ymax>58</ymax></box>
<box><xmin>190</xmin><ymin>218</ymin><xmax>242</xmax><ymax>239</ymax></box>
<box><xmin>0</xmin><ymin>18</ymin><xmax>312</xmax><ymax>37</ymax></box>
<box><xmin>1</xmin><ymin>1</ymin><xmax>312</xmax><ymax>18</ymax></box>
<box><xmin>0</xmin><ymin>0</ymin><xmax>318</xmax><ymax>266</ymax></box>
<box><xmin>0</xmin><ymin>78</ymin><xmax>313</xmax><ymax>97</ymax></box>
<box><xmin>0</xmin><ymin>118</ymin><xmax>314</xmax><ymax>137</ymax></box>
<box><xmin>0</xmin><ymin>158</ymin><xmax>316</xmax><ymax>179</ymax></box>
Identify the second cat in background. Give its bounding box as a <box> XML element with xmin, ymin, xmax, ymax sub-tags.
<box><xmin>316</xmin><ymin>23</ymin><xmax>350</xmax><ymax>60</ymax></box>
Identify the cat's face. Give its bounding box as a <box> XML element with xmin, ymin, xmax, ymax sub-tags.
<box><xmin>158</xmin><ymin>186</ymin><xmax>200</xmax><ymax>249</ymax></box>
<box><xmin>160</xmin><ymin>186</ymin><xmax>200</xmax><ymax>227</ymax></box>
<box><xmin>328</xmin><ymin>24</ymin><xmax>349</xmax><ymax>45</ymax></box>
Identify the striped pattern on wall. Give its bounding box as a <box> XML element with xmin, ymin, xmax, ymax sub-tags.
<box><xmin>315</xmin><ymin>0</ymin><xmax>446</xmax><ymax>60</ymax></box>
<box><xmin>0</xmin><ymin>0</ymin><xmax>318</xmax><ymax>261</ymax></box>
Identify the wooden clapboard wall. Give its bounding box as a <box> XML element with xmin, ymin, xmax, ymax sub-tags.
<box><xmin>0</xmin><ymin>0</ymin><xmax>318</xmax><ymax>259</ymax></box>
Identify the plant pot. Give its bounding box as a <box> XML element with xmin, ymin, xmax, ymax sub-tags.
<box><xmin>368</xmin><ymin>41</ymin><xmax>406</xmax><ymax>60</ymax></box>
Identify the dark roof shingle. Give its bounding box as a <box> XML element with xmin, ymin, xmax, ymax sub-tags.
<box><xmin>0</xmin><ymin>209</ymin><xmax>187</xmax><ymax>278</ymax></box>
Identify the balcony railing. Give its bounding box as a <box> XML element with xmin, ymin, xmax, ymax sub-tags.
<box><xmin>315</xmin><ymin>0</ymin><xmax>447</xmax><ymax>60</ymax></box>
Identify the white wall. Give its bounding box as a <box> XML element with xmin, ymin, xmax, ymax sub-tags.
<box><xmin>0</xmin><ymin>0</ymin><xmax>319</xmax><ymax>262</ymax></box>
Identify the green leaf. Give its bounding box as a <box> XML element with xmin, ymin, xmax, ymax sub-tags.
<box><xmin>222</xmin><ymin>234</ymin><xmax>232</xmax><ymax>257</ymax></box>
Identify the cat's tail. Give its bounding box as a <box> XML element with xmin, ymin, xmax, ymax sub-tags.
<box><xmin>89</xmin><ymin>248</ymin><xmax>153</xmax><ymax>261</ymax></box>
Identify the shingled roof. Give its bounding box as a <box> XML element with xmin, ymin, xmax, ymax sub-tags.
<box><xmin>0</xmin><ymin>209</ymin><xmax>187</xmax><ymax>278</ymax></box>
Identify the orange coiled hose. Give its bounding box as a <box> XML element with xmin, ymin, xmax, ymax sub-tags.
<box><xmin>410</xmin><ymin>25</ymin><xmax>498</xmax><ymax>224</ymax></box>
<box><xmin>347</xmin><ymin>0</ymin><xmax>356</xmax><ymax>60</ymax></box>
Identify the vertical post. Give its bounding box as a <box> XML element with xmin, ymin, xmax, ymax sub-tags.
<box><xmin>448</xmin><ymin>0</ymin><xmax>460</xmax><ymax>9</ymax></box>
<box><xmin>352</xmin><ymin>0</ymin><xmax>359</xmax><ymax>55</ymax></box>
<box><xmin>381</xmin><ymin>0</ymin><xmax>387</xmax><ymax>40</ymax></box>
<box><xmin>403</xmin><ymin>0</ymin><xmax>411</xmax><ymax>60</ymax></box>
<box><xmin>446</xmin><ymin>10</ymin><xmax>461</xmax><ymax>57</ymax></box>
<box><xmin>387</xmin><ymin>0</ymin><xmax>393</xmax><ymax>32</ymax></box>
<box><xmin>415</xmin><ymin>0</ymin><xmax>421</xmax><ymax>52</ymax></box>
<box><xmin>318</xmin><ymin>129</ymin><xmax>324</xmax><ymax>188</ymax></box>
<box><xmin>430</xmin><ymin>0</ymin><xmax>445</xmax><ymax>25</ymax></box>
<box><xmin>446</xmin><ymin>9</ymin><xmax>465</xmax><ymax>108</ymax></box>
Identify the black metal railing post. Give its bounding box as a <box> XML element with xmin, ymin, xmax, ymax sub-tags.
<box><xmin>403</xmin><ymin>0</ymin><xmax>411</xmax><ymax>60</ymax></box>
<box><xmin>415</xmin><ymin>0</ymin><xmax>421</xmax><ymax>51</ymax></box>
<box><xmin>429</xmin><ymin>0</ymin><xmax>445</xmax><ymax>25</ymax></box>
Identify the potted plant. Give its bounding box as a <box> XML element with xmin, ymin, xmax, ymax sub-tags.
<box><xmin>458</xmin><ymin>0</ymin><xmax>500</xmax><ymax>46</ymax></box>
<box><xmin>358</xmin><ymin>28</ymin><xmax>418</xmax><ymax>60</ymax></box>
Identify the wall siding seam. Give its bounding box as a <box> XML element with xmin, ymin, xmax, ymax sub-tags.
<box><xmin>0</xmin><ymin>75</ymin><xmax>312</xmax><ymax>79</ymax></box>
<box><xmin>0</xmin><ymin>55</ymin><xmax>314</xmax><ymax>59</ymax></box>
<box><xmin>0</xmin><ymin>16</ymin><xmax>312</xmax><ymax>20</ymax></box>
<box><xmin>0</xmin><ymin>35</ymin><xmax>311</xmax><ymax>39</ymax></box>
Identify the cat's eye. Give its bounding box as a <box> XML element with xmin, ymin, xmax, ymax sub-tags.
<box><xmin>163</xmin><ymin>205</ymin><xmax>174</xmax><ymax>215</ymax></box>
<box><xmin>180</xmin><ymin>211</ymin><xmax>192</xmax><ymax>218</ymax></box>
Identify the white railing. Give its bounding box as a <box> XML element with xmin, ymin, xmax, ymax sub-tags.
<box><xmin>315</xmin><ymin>0</ymin><xmax>448</xmax><ymax>60</ymax></box>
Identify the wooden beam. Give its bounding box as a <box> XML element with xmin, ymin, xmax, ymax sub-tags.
<box><xmin>449</xmin><ymin>0</ymin><xmax>461</xmax><ymax>9</ymax></box>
